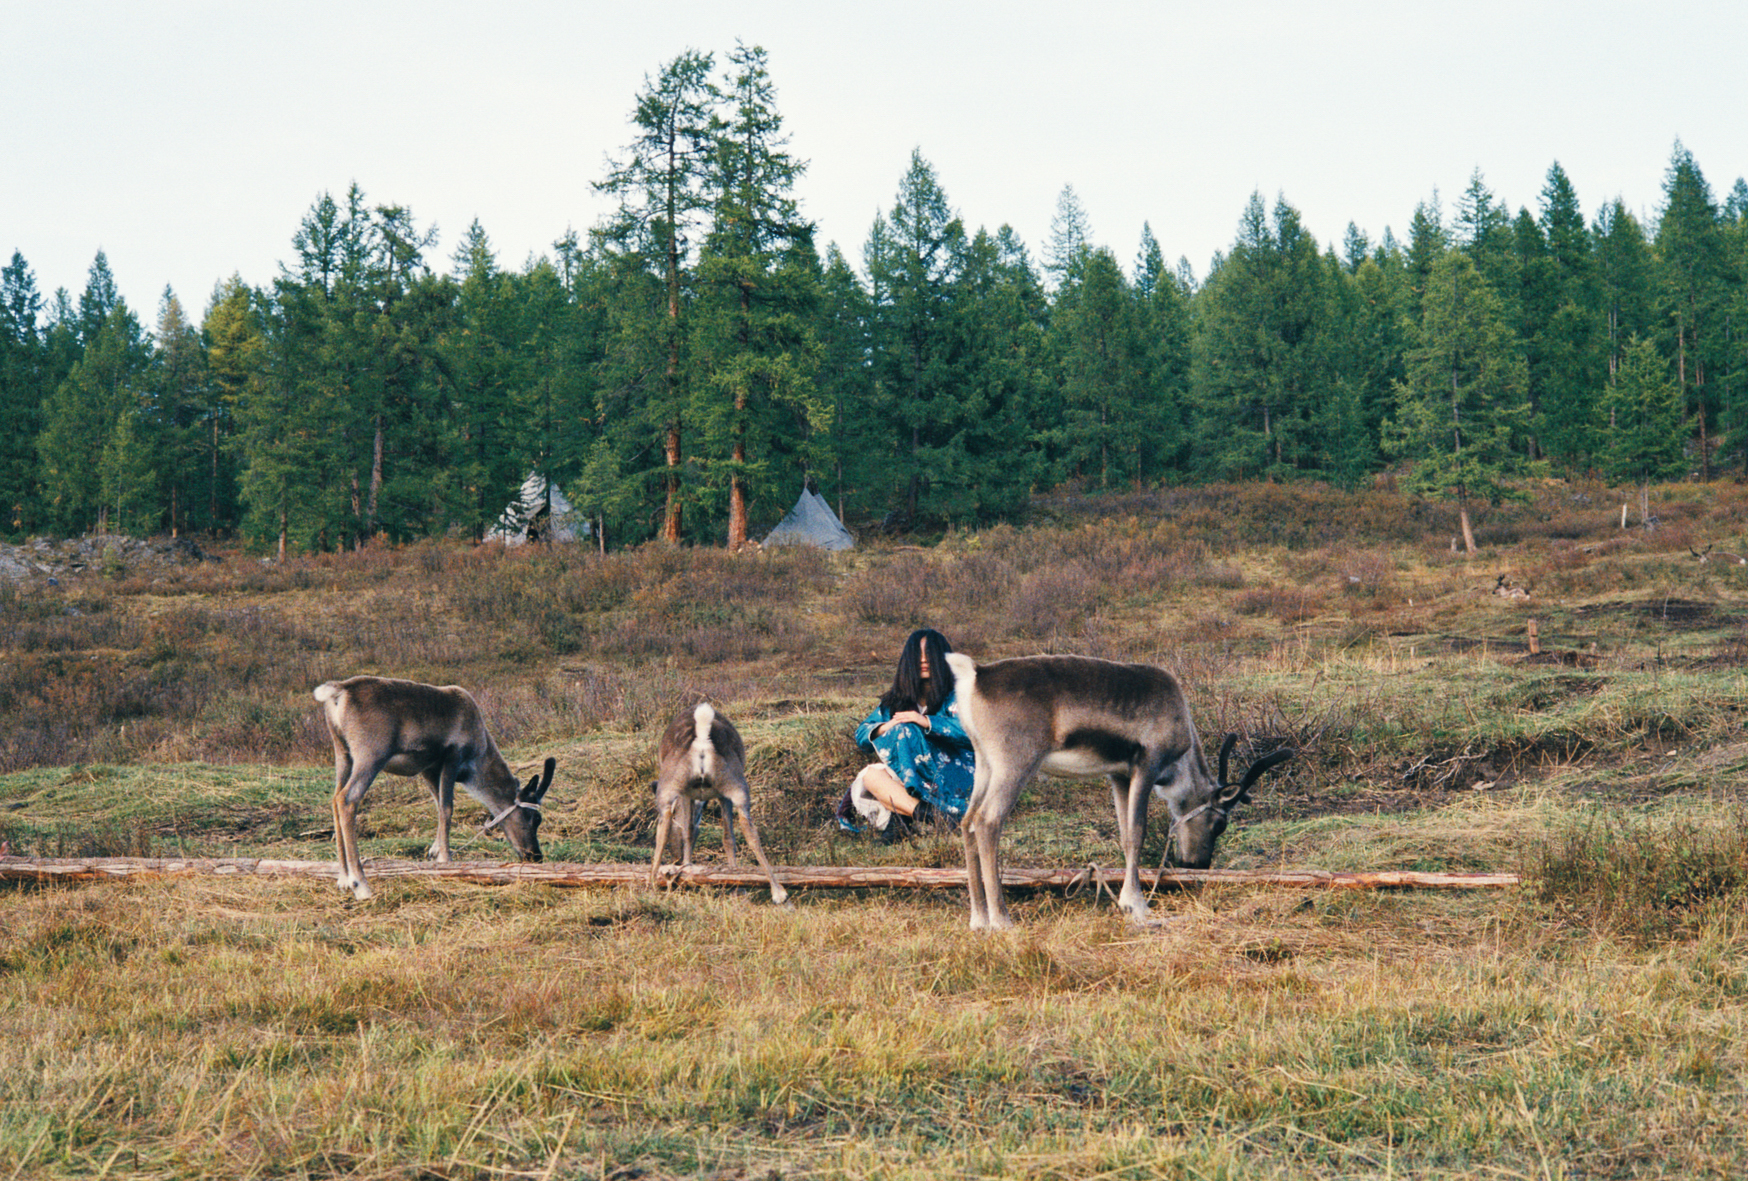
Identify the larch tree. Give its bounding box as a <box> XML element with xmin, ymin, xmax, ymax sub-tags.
<box><xmin>692</xmin><ymin>42</ymin><xmax>823</xmax><ymax>548</ymax></box>
<box><xmin>595</xmin><ymin>49</ymin><xmax>718</xmax><ymax>542</ymax></box>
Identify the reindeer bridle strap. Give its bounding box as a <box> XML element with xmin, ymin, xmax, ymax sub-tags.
<box><xmin>482</xmin><ymin>799</ymin><xmax>540</xmax><ymax>833</ymax></box>
<box><xmin>1168</xmin><ymin>798</ymin><xmax>1229</xmax><ymax>840</ymax></box>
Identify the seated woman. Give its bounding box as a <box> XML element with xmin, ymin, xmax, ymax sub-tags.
<box><xmin>838</xmin><ymin>627</ymin><xmax>975</xmax><ymax>837</ymax></box>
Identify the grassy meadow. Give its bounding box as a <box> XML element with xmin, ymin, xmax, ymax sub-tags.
<box><xmin>1</xmin><ymin>480</ymin><xmax>1747</xmax><ymax>1179</ymax></box>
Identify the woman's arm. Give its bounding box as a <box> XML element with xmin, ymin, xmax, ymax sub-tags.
<box><xmin>854</xmin><ymin>704</ymin><xmax>892</xmax><ymax>752</ymax></box>
<box><xmin>925</xmin><ymin>693</ymin><xmax>974</xmax><ymax>750</ymax></box>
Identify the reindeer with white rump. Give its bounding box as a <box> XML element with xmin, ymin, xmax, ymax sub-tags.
<box><xmin>945</xmin><ymin>653</ymin><xmax>1292</xmax><ymax>930</ymax></box>
<box><xmin>650</xmin><ymin>701</ymin><xmax>789</xmax><ymax>904</ymax></box>
<box><xmin>314</xmin><ymin>676</ymin><xmax>556</xmax><ymax>900</ymax></box>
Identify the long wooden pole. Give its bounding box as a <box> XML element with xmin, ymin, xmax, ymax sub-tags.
<box><xmin>0</xmin><ymin>856</ymin><xmax>1520</xmax><ymax>892</ymax></box>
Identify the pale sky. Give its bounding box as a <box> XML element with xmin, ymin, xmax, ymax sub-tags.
<box><xmin>6</xmin><ymin>0</ymin><xmax>1743</xmax><ymax>323</ymax></box>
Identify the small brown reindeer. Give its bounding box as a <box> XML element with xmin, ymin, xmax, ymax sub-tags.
<box><xmin>314</xmin><ymin>676</ymin><xmax>555</xmax><ymax>900</ymax></box>
<box><xmin>650</xmin><ymin>702</ymin><xmax>789</xmax><ymax>904</ymax></box>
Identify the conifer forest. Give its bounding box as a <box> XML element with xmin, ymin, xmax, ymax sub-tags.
<box><xmin>3</xmin><ymin>44</ymin><xmax>1744</xmax><ymax>554</ymax></box>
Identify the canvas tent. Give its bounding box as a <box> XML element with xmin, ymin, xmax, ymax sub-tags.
<box><xmin>764</xmin><ymin>486</ymin><xmax>855</xmax><ymax>551</ymax></box>
<box><xmin>487</xmin><ymin>473</ymin><xmax>585</xmax><ymax>545</ymax></box>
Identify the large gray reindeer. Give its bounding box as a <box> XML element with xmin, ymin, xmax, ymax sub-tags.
<box><xmin>314</xmin><ymin>676</ymin><xmax>555</xmax><ymax>900</ymax></box>
<box><xmin>650</xmin><ymin>701</ymin><xmax>789</xmax><ymax>904</ymax></box>
<box><xmin>945</xmin><ymin>653</ymin><xmax>1292</xmax><ymax>930</ymax></box>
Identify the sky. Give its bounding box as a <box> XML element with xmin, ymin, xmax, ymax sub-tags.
<box><xmin>6</xmin><ymin>0</ymin><xmax>1745</xmax><ymax>323</ymax></box>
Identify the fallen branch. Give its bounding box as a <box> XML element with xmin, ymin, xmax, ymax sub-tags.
<box><xmin>0</xmin><ymin>856</ymin><xmax>1520</xmax><ymax>892</ymax></box>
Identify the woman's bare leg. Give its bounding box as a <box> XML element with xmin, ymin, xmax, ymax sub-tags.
<box><xmin>859</xmin><ymin>764</ymin><xmax>920</xmax><ymax>816</ymax></box>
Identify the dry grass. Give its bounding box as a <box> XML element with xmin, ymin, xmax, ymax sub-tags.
<box><xmin>2</xmin><ymin>478</ymin><xmax>1748</xmax><ymax>1176</ymax></box>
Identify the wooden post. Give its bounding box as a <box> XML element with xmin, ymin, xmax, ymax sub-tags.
<box><xmin>1528</xmin><ymin>618</ymin><xmax>1540</xmax><ymax>655</ymax></box>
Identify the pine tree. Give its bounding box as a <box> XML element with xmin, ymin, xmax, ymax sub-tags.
<box><xmin>864</xmin><ymin>150</ymin><xmax>966</xmax><ymax>522</ymax></box>
<box><xmin>441</xmin><ymin>220</ymin><xmax>527</xmax><ymax>541</ymax></box>
<box><xmin>1387</xmin><ymin>252</ymin><xmax>1533</xmax><ymax>553</ymax></box>
<box><xmin>38</xmin><ymin>255</ymin><xmax>150</xmax><ymax>534</ymax></box>
<box><xmin>813</xmin><ymin>245</ymin><xmax>877</xmax><ymax>521</ymax></box>
<box><xmin>1655</xmin><ymin>141</ymin><xmax>1731</xmax><ymax>478</ymax></box>
<box><xmin>200</xmin><ymin>277</ymin><xmax>254</xmax><ymax>533</ymax></box>
<box><xmin>1050</xmin><ymin>246</ymin><xmax>1143</xmax><ymax>489</ymax></box>
<box><xmin>0</xmin><ymin>251</ymin><xmax>46</xmax><ymax>532</ymax></box>
<box><xmin>936</xmin><ymin>225</ymin><xmax>1049</xmax><ymax>521</ymax></box>
<box><xmin>1594</xmin><ymin>199</ymin><xmax>1656</xmax><ymax>383</ymax></box>
<box><xmin>1601</xmin><ymin>335</ymin><xmax>1687</xmax><ymax>522</ymax></box>
<box><xmin>1530</xmin><ymin>163</ymin><xmax>1606</xmax><ymax>466</ymax></box>
<box><xmin>149</xmin><ymin>288</ymin><xmax>210</xmax><ymax>535</ymax></box>
<box><xmin>1191</xmin><ymin>193</ymin><xmax>1332</xmax><ymax>480</ymax></box>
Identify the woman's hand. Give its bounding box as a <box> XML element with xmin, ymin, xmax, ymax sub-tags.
<box><xmin>878</xmin><ymin>709</ymin><xmax>931</xmax><ymax>735</ymax></box>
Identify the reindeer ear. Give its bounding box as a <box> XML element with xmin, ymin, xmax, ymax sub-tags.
<box><xmin>1217</xmin><ymin>733</ymin><xmax>1238</xmax><ymax>784</ymax></box>
<box><xmin>522</xmin><ymin>757</ymin><xmax>556</xmax><ymax>804</ymax></box>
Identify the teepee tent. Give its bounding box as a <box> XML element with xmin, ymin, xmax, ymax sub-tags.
<box><xmin>764</xmin><ymin>486</ymin><xmax>855</xmax><ymax>551</ymax></box>
<box><xmin>487</xmin><ymin>473</ymin><xmax>585</xmax><ymax>545</ymax></box>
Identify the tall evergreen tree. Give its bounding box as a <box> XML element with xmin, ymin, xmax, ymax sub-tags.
<box><xmin>1601</xmin><ymin>335</ymin><xmax>1687</xmax><ymax>522</ymax></box>
<box><xmin>1044</xmin><ymin>183</ymin><xmax>1093</xmax><ymax>290</ymax></box>
<box><xmin>440</xmin><ymin>220</ymin><xmax>527</xmax><ymax>541</ymax></box>
<box><xmin>147</xmin><ymin>288</ymin><xmax>210</xmax><ymax>535</ymax></box>
<box><xmin>1049</xmin><ymin>246</ymin><xmax>1145</xmax><ymax>488</ymax></box>
<box><xmin>1530</xmin><ymin>163</ymin><xmax>1606</xmax><ymax>466</ymax></box>
<box><xmin>38</xmin><ymin>254</ymin><xmax>150</xmax><ymax>533</ymax></box>
<box><xmin>864</xmin><ymin>150</ymin><xmax>966</xmax><ymax>522</ymax></box>
<box><xmin>1191</xmin><ymin>193</ymin><xmax>1332</xmax><ymax>479</ymax></box>
<box><xmin>1654</xmin><ymin>141</ymin><xmax>1731</xmax><ymax>478</ymax></box>
<box><xmin>595</xmin><ymin>49</ymin><xmax>718</xmax><ymax>542</ymax></box>
<box><xmin>691</xmin><ymin>42</ymin><xmax>824</xmax><ymax>546</ymax></box>
<box><xmin>1387</xmin><ymin>252</ymin><xmax>1533</xmax><ymax>553</ymax></box>
<box><xmin>937</xmin><ymin>225</ymin><xmax>1049</xmax><ymax>520</ymax></box>
<box><xmin>813</xmin><ymin>244</ymin><xmax>877</xmax><ymax>521</ymax></box>
<box><xmin>0</xmin><ymin>251</ymin><xmax>46</xmax><ymax>532</ymax></box>
<box><xmin>1594</xmin><ymin>199</ymin><xmax>1656</xmax><ymax>383</ymax></box>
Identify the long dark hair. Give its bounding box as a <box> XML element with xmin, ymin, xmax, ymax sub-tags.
<box><xmin>879</xmin><ymin>628</ymin><xmax>955</xmax><ymax>715</ymax></box>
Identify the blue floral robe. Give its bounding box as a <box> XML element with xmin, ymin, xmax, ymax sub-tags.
<box><xmin>854</xmin><ymin>690</ymin><xmax>976</xmax><ymax>820</ymax></box>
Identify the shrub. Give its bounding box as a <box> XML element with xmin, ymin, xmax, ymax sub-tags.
<box><xmin>1529</xmin><ymin>810</ymin><xmax>1748</xmax><ymax>943</ymax></box>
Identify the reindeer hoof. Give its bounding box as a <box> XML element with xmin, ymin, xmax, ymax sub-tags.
<box><xmin>769</xmin><ymin>885</ymin><xmax>790</xmax><ymax>906</ymax></box>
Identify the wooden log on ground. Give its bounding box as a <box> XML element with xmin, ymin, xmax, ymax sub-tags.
<box><xmin>0</xmin><ymin>855</ymin><xmax>1521</xmax><ymax>892</ymax></box>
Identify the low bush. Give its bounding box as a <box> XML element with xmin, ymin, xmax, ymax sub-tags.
<box><xmin>1529</xmin><ymin>809</ymin><xmax>1748</xmax><ymax>942</ymax></box>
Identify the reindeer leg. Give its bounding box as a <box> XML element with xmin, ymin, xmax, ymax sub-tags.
<box><xmin>680</xmin><ymin>797</ymin><xmax>701</xmax><ymax>867</ymax></box>
<box><xmin>650</xmin><ymin>794</ymin><xmax>675</xmax><ymax>889</ymax></box>
<box><xmin>332</xmin><ymin>756</ymin><xmax>385</xmax><ymax>901</ymax></box>
<box><xmin>1108</xmin><ymin>774</ymin><xmax>1132</xmax><ymax>859</ymax></box>
<box><xmin>1115</xmin><ymin>769</ymin><xmax>1154</xmax><ymax>922</ymax></box>
<box><xmin>721</xmin><ymin>780</ymin><xmax>788</xmax><ymax>905</ymax></box>
<box><xmin>719</xmin><ymin>797</ymin><xmax>739</xmax><ymax>867</ymax></box>
<box><xmin>424</xmin><ymin>766</ymin><xmax>455</xmax><ymax>862</ymax></box>
<box><xmin>961</xmin><ymin>761</ymin><xmax>996</xmax><ymax>929</ymax></box>
<box><xmin>970</xmin><ymin>806</ymin><xmax>1013</xmax><ymax>931</ymax></box>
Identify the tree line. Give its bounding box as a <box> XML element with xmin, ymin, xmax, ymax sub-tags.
<box><xmin>2</xmin><ymin>44</ymin><xmax>1744</xmax><ymax>553</ymax></box>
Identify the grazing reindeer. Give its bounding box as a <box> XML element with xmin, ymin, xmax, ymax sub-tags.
<box><xmin>1691</xmin><ymin>544</ymin><xmax>1748</xmax><ymax>566</ymax></box>
<box><xmin>945</xmin><ymin>653</ymin><xmax>1292</xmax><ymax>931</ymax></box>
<box><xmin>313</xmin><ymin>676</ymin><xmax>555</xmax><ymax>900</ymax></box>
<box><xmin>650</xmin><ymin>702</ymin><xmax>789</xmax><ymax>904</ymax></box>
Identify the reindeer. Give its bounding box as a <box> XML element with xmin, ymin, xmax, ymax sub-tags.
<box><xmin>313</xmin><ymin>676</ymin><xmax>555</xmax><ymax>900</ymax></box>
<box><xmin>944</xmin><ymin>653</ymin><xmax>1292</xmax><ymax>931</ymax></box>
<box><xmin>650</xmin><ymin>702</ymin><xmax>789</xmax><ymax>904</ymax></box>
<box><xmin>1690</xmin><ymin>544</ymin><xmax>1748</xmax><ymax>566</ymax></box>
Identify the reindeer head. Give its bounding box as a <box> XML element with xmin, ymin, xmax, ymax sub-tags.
<box><xmin>1160</xmin><ymin>735</ymin><xmax>1292</xmax><ymax>869</ymax></box>
<box><xmin>484</xmin><ymin>757</ymin><xmax>555</xmax><ymax>861</ymax></box>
